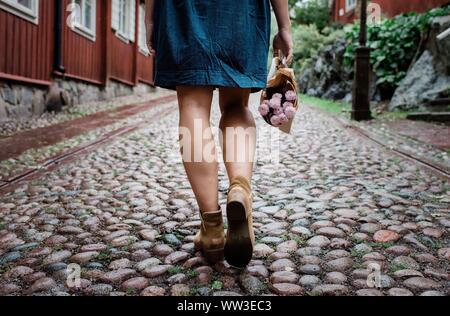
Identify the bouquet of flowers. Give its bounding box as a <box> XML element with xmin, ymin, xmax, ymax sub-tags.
<box><xmin>259</xmin><ymin>57</ymin><xmax>299</xmax><ymax>134</ymax></box>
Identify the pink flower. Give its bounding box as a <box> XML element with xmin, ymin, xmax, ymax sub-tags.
<box><xmin>274</xmin><ymin>107</ymin><xmax>284</xmax><ymax>115</ymax></box>
<box><xmin>269</xmin><ymin>97</ymin><xmax>281</xmax><ymax>109</ymax></box>
<box><xmin>285</xmin><ymin>90</ymin><xmax>297</xmax><ymax>102</ymax></box>
<box><xmin>272</xmin><ymin>93</ymin><xmax>283</xmax><ymax>100</ymax></box>
<box><xmin>283</xmin><ymin>102</ymin><xmax>294</xmax><ymax>109</ymax></box>
<box><xmin>284</xmin><ymin>106</ymin><xmax>297</xmax><ymax>120</ymax></box>
<box><xmin>270</xmin><ymin>115</ymin><xmax>281</xmax><ymax>126</ymax></box>
<box><xmin>278</xmin><ymin>113</ymin><xmax>289</xmax><ymax>124</ymax></box>
<box><xmin>258</xmin><ymin>102</ymin><xmax>270</xmax><ymax>116</ymax></box>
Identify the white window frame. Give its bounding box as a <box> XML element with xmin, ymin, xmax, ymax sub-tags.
<box><xmin>346</xmin><ymin>0</ymin><xmax>357</xmax><ymax>12</ymax></box>
<box><xmin>70</xmin><ymin>0</ymin><xmax>96</xmax><ymax>42</ymax></box>
<box><xmin>116</xmin><ymin>0</ymin><xmax>132</xmax><ymax>43</ymax></box>
<box><xmin>138</xmin><ymin>3</ymin><xmax>149</xmax><ymax>55</ymax></box>
<box><xmin>0</xmin><ymin>0</ymin><xmax>39</xmax><ymax>24</ymax></box>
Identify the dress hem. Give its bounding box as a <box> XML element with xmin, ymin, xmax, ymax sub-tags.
<box><xmin>154</xmin><ymin>69</ymin><xmax>267</xmax><ymax>94</ymax></box>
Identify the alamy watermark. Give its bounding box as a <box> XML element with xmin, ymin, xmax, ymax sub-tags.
<box><xmin>66</xmin><ymin>3</ymin><xmax>81</xmax><ymax>29</ymax></box>
<box><xmin>366</xmin><ymin>263</ymin><xmax>382</xmax><ymax>289</ymax></box>
<box><xmin>66</xmin><ymin>263</ymin><xmax>81</xmax><ymax>289</ymax></box>
<box><xmin>166</xmin><ymin>119</ymin><xmax>281</xmax><ymax>165</ymax></box>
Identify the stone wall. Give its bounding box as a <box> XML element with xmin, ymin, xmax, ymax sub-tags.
<box><xmin>0</xmin><ymin>79</ymin><xmax>155</xmax><ymax>121</ymax></box>
<box><xmin>297</xmin><ymin>38</ymin><xmax>379</xmax><ymax>103</ymax></box>
<box><xmin>389</xmin><ymin>16</ymin><xmax>450</xmax><ymax>111</ymax></box>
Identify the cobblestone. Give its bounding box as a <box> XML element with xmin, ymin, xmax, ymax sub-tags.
<box><xmin>0</xmin><ymin>94</ymin><xmax>448</xmax><ymax>296</ymax></box>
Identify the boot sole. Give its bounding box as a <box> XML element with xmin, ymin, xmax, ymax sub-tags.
<box><xmin>224</xmin><ymin>198</ymin><xmax>253</xmax><ymax>268</ymax></box>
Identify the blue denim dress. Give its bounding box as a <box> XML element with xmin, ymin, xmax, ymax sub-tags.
<box><xmin>152</xmin><ymin>0</ymin><xmax>271</xmax><ymax>93</ymax></box>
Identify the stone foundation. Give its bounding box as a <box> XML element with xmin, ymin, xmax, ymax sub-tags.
<box><xmin>0</xmin><ymin>79</ymin><xmax>155</xmax><ymax>121</ymax></box>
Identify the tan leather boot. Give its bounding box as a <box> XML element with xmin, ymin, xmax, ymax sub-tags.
<box><xmin>194</xmin><ymin>207</ymin><xmax>225</xmax><ymax>264</ymax></box>
<box><xmin>224</xmin><ymin>176</ymin><xmax>254</xmax><ymax>268</ymax></box>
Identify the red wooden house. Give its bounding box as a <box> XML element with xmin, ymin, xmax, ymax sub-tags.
<box><xmin>331</xmin><ymin>0</ymin><xmax>450</xmax><ymax>24</ymax></box>
<box><xmin>0</xmin><ymin>0</ymin><xmax>154</xmax><ymax>118</ymax></box>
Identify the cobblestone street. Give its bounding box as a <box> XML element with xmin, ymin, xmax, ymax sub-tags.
<box><xmin>0</xmin><ymin>92</ymin><xmax>449</xmax><ymax>296</ymax></box>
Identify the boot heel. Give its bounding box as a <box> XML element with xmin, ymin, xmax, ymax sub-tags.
<box><xmin>194</xmin><ymin>207</ymin><xmax>225</xmax><ymax>265</ymax></box>
<box><xmin>227</xmin><ymin>190</ymin><xmax>250</xmax><ymax>221</ymax></box>
<box><xmin>204</xmin><ymin>248</ymin><xmax>224</xmax><ymax>264</ymax></box>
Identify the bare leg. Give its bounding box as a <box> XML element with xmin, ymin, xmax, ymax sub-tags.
<box><xmin>219</xmin><ymin>87</ymin><xmax>256</xmax><ymax>268</ymax></box>
<box><xmin>177</xmin><ymin>86</ymin><xmax>218</xmax><ymax>214</ymax></box>
<box><xmin>219</xmin><ymin>88</ymin><xmax>256</xmax><ymax>181</ymax></box>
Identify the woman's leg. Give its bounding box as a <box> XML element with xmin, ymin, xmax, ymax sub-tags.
<box><xmin>218</xmin><ymin>88</ymin><xmax>256</xmax><ymax>180</ymax></box>
<box><xmin>177</xmin><ymin>86</ymin><xmax>218</xmax><ymax>214</ymax></box>
<box><xmin>219</xmin><ymin>87</ymin><xmax>256</xmax><ymax>268</ymax></box>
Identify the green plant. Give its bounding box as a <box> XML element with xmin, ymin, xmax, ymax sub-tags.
<box><xmin>351</xmin><ymin>248</ymin><xmax>370</xmax><ymax>258</ymax></box>
<box><xmin>289</xmin><ymin>234</ymin><xmax>308</xmax><ymax>246</ymax></box>
<box><xmin>187</xmin><ymin>269</ymin><xmax>199</xmax><ymax>279</ymax></box>
<box><xmin>190</xmin><ymin>286</ymin><xmax>201</xmax><ymax>296</ymax></box>
<box><xmin>290</xmin><ymin>0</ymin><xmax>331</xmax><ymax>32</ymax></box>
<box><xmin>94</xmin><ymin>252</ymin><xmax>111</xmax><ymax>263</ymax></box>
<box><xmin>344</xmin><ymin>6</ymin><xmax>450</xmax><ymax>95</ymax></box>
<box><xmin>127</xmin><ymin>288</ymin><xmax>138</xmax><ymax>296</ymax></box>
<box><xmin>168</xmin><ymin>266</ymin><xmax>183</xmax><ymax>275</ymax></box>
<box><xmin>211</xmin><ymin>281</ymin><xmax>223</xmax><ymax>291</ymax></box>
<box><xmin>0</xmin><ymin>263</ymin><xmax>14</xmax><ymax>274</ymax></box>
<box><xmin>368</xmin><ymin>241</ymin><xmax>395</xmax><ymax>249</ymax></box>
<box><xmin>389</xmin><ymin>262</ymin><xmax>410</xmax><ymax>273</ymax></box>
<box><xmin>291</xmin><ymin>24</ymin><xmax>345</xmax><ymax>73</ymax></box>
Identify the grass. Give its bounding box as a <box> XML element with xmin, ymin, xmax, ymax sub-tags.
<box><xmin>211</xmin><ymin>281</ymin><xmax>223</xmax><ymax>291</ymax></box>
<box><xmin>189</xmin><ymin>286</ymin><xmax>201</xmax><ymax>296</ymax></box>
<box><xmin>389</xmin><ymin>262</ymin><xmax>410</xmax><ymax>273</ymax></box>
<box><xmin>301</xmin><ymin>94</ymin><xmax>415</xmax><ymax>121</ymax></box>
<box><xmin>0</xmin><ymin>263</ymin><xmax>14</xmax><ymax>274</ymax></box>
<box><xmin>418</xmin><ymin>236</ymin><xmax>444</xmax><ymax>250</ymax></box>
<box><xmin>186</xmin><ymin>269</ymin><xmax>199</xmax><ymax>279</ymax></box>
<box><xmin>168</xmin><ymin>266</ymin><xmax>183</xmax><ymax>275</ymax></box>
<box><xmin>290</xmin><ymin>234</ymin><xmax>308</xmax><ymax>247</ymax></box>
<box><xmin>352</xmin><ymin>262</ymin><xmax>364</xmax><ymax>270</ymax></box>
<box><xmin>300</xmin><ymin>94</ymin><xmax>350</xmax><ymax>116</ymax></box>
<box><xmin>126</xmin><ymin>288</ymin><xmax>138</xmax><ymax>296</ymax></box>
<box><xmin>351</xmin><ymin>248</ymin><xmax>370</xmax><ymax>258</ymax></box>
<box><xmin>94</xmin><ymin>252</ymin><xmax>112</xmax><ymax>263</ymax></box>
<box><xmin>368</xmin><ymin>241</ymin><xmax>396</xmax><ymax>249</ymax></box>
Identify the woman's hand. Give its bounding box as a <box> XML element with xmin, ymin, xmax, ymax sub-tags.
<box><xmin>270</xmin><ymin>0</ymin><xmax>293</xmax><ymax>66</ymax></box>
<box><xmin>145</xmin><ymin>22</ymin><xmax>156</xmax><ymax>55</ymax></box>
<box><xmin>145</xmin><ymin>0</ymin><xmax>156</xmax><ymax>55</ymax></box>
<box><xmin>273</xmin><ymin>28</ymin><xmax>293</xmax><ymax>66</ymax></box>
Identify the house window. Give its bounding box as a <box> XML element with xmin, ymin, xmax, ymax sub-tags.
<box><xmin>346</xmin><ymin>0</ymin><xmax>357</xmax><ymax>12</ymax></box>
<box><xmin>112</xmin><ymin>0</ymin><xmax>136</xmax><ymax>43</ymax></box>
<box><xmin>138</xmin><ymin>3</ymin><xmax>149</xmax><ymax>55</ymax></box>
<box><xmin>0</xmin><ymin>0</ymin><xmax>39</xmax><ymax>24</ymax></box>
<box><xmin>71</xmin><ymin>0</ymin><xmax>96</xmax><ymax>41</ymax></box>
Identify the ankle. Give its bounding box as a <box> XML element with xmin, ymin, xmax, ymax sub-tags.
<box><xmin>229</xmin><ymin>176</ymin><xmax>252</xmax><ymax>193</ymax></box>
<box><xmin>200</xmin><ymin>205</ymin><xmax>221</xmax><ymax>214</ymax></box>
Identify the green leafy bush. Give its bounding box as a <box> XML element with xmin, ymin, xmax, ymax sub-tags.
<box><xmin>292</xmin><ymin>24</ymin><xmax>345</xmax><ymax>72</ymax></box>
<box><xmin>344</xmin><ymin>6</ymin><xmax>450</xmax><ymax>95</ymax></box>
<box><xmin>290</xmin><ymin>0</ymin><xmax>331</xmax><ymax>32</ymax></box>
